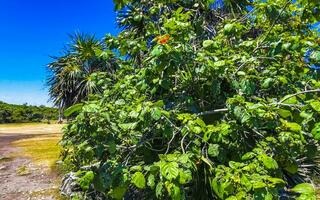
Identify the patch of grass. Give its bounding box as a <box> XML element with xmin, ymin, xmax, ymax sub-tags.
<box><xmin>17</xmin><ymin>165</ymin><xmax>31</xmax><ymax>176</ymax></box>
<box><xmin>30</xmin><ymin>187</ymin><xmax>67</xmax><ymax>200</ymax></box>
<box><xmin>12</xmin><ymin>134</ymin><xmax>62</xmax><ymax>170</ymax></box>
<box><xmin>0</xmin><ymin>156</ymin><xmax>12</xmax><ymax>162</ymax></box>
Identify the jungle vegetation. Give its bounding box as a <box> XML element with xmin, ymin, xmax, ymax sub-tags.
<box><xmin>49</xmin><ymin>0</ymin><xmax>320</xmax><ymax>199</ymax></box>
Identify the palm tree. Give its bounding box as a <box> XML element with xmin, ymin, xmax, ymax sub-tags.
<box><xmin>47</xmin><ymin>33</ymin><xmax>118</xmax><ymax>121</ymax></box>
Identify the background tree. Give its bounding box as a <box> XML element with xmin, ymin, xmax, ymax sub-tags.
<box><xmin>47</xmin><ymin>33</ymin><xmax>118</xmax><ymax>121</ymax></box>
<box><xmin>0</xmin><ymin>101</ymin><xmax>58</xmax><ymax>123</ymax></box>
<box><xmin>60</xmin><ymin>0</ymin><xmax>320</xmax><ymax>199</ymax></box>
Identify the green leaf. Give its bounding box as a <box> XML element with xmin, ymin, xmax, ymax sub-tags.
<box><xmin>267</xmin><ymin>177</ymin><xmax>285</xmax><ymax>186</ymax></box>
<box><xmin>151</xmin><ymin>45</ymin><xmax>162</xmax><ymax>56</ymax></box>
<box><xmin>156</xmin><ymin>182</ymin><xmax>164</xmax><ymax>198</ymax></box>
<box><xmin>213</xmin><ymin>60</ymin><xmax>226</xmax><ymax>67</ymax></box>
<box><xmin>119</xmin><ymin>122</ymin><xmax>137</xmax><ymax>130</ymax></box>
<box><xmin>291</xmin><ymin>183</ymin><xmax>315</xmax><ymax>195</ymax></box>
<box><xmin>240</xmin><ymin>80</ymin><xmax>255</xmax><ymax>95</ymax></box>
<box><xmin>278</xmin><ymin>109</ymin><xmax>292</xmax><ymax>119</ymax></box>
<box><xmin>310</xmin><ymin>101</ymin><xmax>320</xmax><ymax>112</ymax></box>
<box><xmin>282</xmin><ymin>96</ymin><xmax>298</xmax><ymax>104</ymax></box>
<box><xmin>147</xmin><ymin>174</ymin><xmax>155</xmax><ymax>188</ymax></box>
<box><xmin>240</xmin><ymin>175</ymin><xmax>252</xmax><ymax>191</ymax></box>
<box><xmin>151</xmin><ymin>108</ymin><xmax>162</xmax><ymax>120</ymax></box>
<box><xmin>241</xmin><ymin>152</ymin><xmax>255</xmax><ymax>161</ymax></box>
<box><xmin>261</xmin><ymin>78</ymin><xmax>273</xmax><ymax>89</ymax></box>
<box><xmin>78</xmin><ymin>171</ymin><xmax>95</xmax><ymax>190</ymax></box>
<box><xmin>179</xmin><ymin>170</ymin><xmax>192</xmax><ymax>184</ymax></box>
<box><xmin>253</xmin><ymin>181</ymin><xmax>267</xmax><ymax>189</ymax></box>
<box><xmin>64</xmin><ymin>103</ymin><xmax>83</xmax><ymax>117</ymax></box>
<box><xmin>203</xmin><ymin>40</ymin><xmax>214</xmax><ymax>48</ymax></box>
<box><xmin>300</xmin><ymin>111</ymin><xmax>313</xmax><ymax>119</ymax></box>
<box><xmin>130</xmin><ymin>165</ymin><xmax>142</xmax><ymax>172</ymax></box>
<box><xmin>161</xmin><ymin>162</ymin><xmax>179</xmax><ymax>180</ymax></box>
<box><xmin>224</xmin><ymin>23</ymin><xmax>234</xmax><ymax>34</ymax></box>
<box><xmin>282</xmin><ymin>120</ymin><xmax>302</xmax><ymax>133</ymax></box>
<box><xmin>131</xmin><ymin>172</ymin><xmax>146</xmax><ymax>189</ymax></box>
<box><xmin>259</xmin><ymin>154</ymin><xmax>278</xmax><ymax>170</ymax></box>
<box><xmin>237</xmin><ymin>71</ymin><xmax>246</xmax><ymax>76</ymax></box>
<box><xmin>129</xmin><ymin>110</ymin><xmax>140</xmax><ymax>119</ymax></box>
<box><xmin>167</xmin><ymin>183</ymin><xmax>181</xmax><ymax>200</ymax></box>
<box><xmin>189</xmin><ymin>125</ymin><xmax>202</xmax><ymax>134</ymax></box>
<box><xmin>211</xmin><ymin>178</ymin><xmax>225</xmax><ymax>199</ymax></box>
<box><xmin>311</xmin><ymin>123</ymin><xmax>320</xmax><ymax>140</ymax></box>
<box><xmin>208</xmin><ymin>144</ymin><xmax>220</xmax><ymax>157</ymax></box>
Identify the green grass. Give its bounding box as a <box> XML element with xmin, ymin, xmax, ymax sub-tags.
<box><xmin>12</xmin><ymin>134</ymin><xmax>62</xmax><ymax>170</ymax></box>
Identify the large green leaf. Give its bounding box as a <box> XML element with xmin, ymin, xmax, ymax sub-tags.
<box><xmin>151</xmin><ymin>107</ymin><xmax>162</xmax><ymax>120</ymax></box>
<box><xmin>64</xmin><ymin>103</ymin><xmax>84</xmax><ymax>117</ymax></box>
<box><xmin>259</xmin><ymin>154</ymin><xmax>278</xmax><ymax>170</ymax></box>
<box><xmin>311</xmin><ymin>123</ymin><xmax>320</xmax><ymax>140</ymax></box>
<box><xmin>131</xmin><ymin>172</ymin><xmax>146</xmax><ymax>189</ymax></box>
<box><xmin>291</xmin><ymin>183</ymin><xmax>316</xmax><ymax>200</ymax></box>
<box><xmin>310</xmin><ymin>101</ymin><xmax>320</xmax><ymax>112</ymax></box>
<box><xmin>161</xmin><ymin>162</ymin><xmax>179</xmax><ymax>180</ymax></box>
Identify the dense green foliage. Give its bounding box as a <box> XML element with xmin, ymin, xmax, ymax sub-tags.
<box><xmin>0</xmin><ymin>101</ymin><xmax>58</xmax><ymax>123</ymax></box>
<box><xmin>60</xmin><ymin>0</ymin><xmax>320</xmax><ymax>199</ymax></box>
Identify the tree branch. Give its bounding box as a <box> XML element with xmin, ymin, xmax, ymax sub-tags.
<box><xmin>197</xmin><ymin>108</ymin><xmax>228</xmax><ymax>116</ymax></box>
<box><xmin>278</xmin><ymin>89</ymin><xmax>320</xmax><ymax>104</ymax></box>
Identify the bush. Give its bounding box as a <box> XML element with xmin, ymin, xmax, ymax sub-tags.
<box><xmin>61</xmin><ymin>0</ymin><xmax>320</xmax><ymax>199</ymax></box>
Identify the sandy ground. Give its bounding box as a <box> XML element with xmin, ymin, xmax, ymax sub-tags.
<box><xmin>0</xmin><ymin>124</ymin><xmax>63</xmax><ymax>200</ymax></box>
<box><xmin>0</xmin><ymin>124</ymin><xmax>63</xmax><ymax>136</ymax></box>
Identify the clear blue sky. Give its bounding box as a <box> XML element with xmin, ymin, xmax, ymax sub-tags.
<box><xmin>0</xmin><ymin>0</ymin><xmax>117</xmax><ymax>106</ymax></box>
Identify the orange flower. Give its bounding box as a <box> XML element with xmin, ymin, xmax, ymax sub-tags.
<box><xmin>157</xmin><ymin>34</ymin><xmax>170</xmax><ymax>45</ymax></box>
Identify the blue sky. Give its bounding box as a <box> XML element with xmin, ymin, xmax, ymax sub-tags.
<box><xmin>0</xmin><ymin>0</ymin><xmax>117</xmax><ymax>106</ymax></box>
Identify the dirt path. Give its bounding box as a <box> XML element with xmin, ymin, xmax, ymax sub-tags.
<box><xmin>0</xmin><ymin>124</ymin><xmax>63</xmax><ymax>200</ymax></box>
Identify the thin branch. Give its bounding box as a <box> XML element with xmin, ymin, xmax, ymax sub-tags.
<box><xmin>197</xmin><ymin>108</ymin><xmax>228</xmax><ymax>116</ymax></box>
<box><xmin>165</xmin><ymin>131</ymin><xmax>178</xmax><ymax>154</ymax></box>
<box><xmin>180</xmin><ymin>131</ymin><xmax>189</xmax><ymax>154</ymax></box>
<box><xmin>278</xmin><ymin>89</ymin><xmax>320</xmax><ymax>104</ymax></box>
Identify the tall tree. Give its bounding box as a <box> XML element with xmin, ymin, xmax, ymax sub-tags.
<box><xmin>47</xmin><ymin>33</ymin><xmax>118</xmax><ymax>121</ymax></box>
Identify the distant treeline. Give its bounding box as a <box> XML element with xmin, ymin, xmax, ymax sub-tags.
<box><xmin>0</xmin><ymin>101</ymin><xmax>58</xmax><ymax>123</ymax></box>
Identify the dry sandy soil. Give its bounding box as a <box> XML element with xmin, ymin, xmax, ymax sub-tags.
<box><xmin>0</xmin><ymin>124</ymin><xmax>63</xmax><ymax>200</ymax></box>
